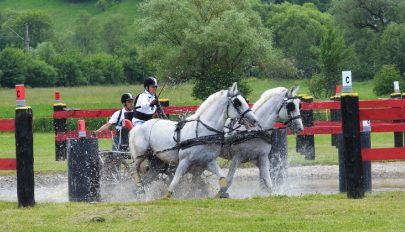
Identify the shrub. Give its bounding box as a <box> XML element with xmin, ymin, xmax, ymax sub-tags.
<box><xmin>26</xmin><ymin>59</ymin><xmax>57</xmax><ymax>87</ymax></box>
<box><xmin>373</xmin><ymin>64</ymin><xmax>403</xmax><ymax>96</ymax></box>
<box><xmin>0</xmin><ymin>47</ymin><xmax>30</xmax><ymax>87</ymax></box>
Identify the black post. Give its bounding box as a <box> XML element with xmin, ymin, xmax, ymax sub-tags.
<box><xmin>337</xmin><ymin>134</ymin><xmax>346</xmax><ymax>193</ymax></box>
<box><xmin>67</xmin><ymin>137</ymin><xmax>100</xmax><ymax>202</ymax></box>
<box><xmin>330</xmin><ymin>95</ymin><xmax>341</xmax><ymax>148</ymax></box>
<box><xmin>15</xmin><ymin>106</ymin><xmax>35</xmax><ymax>207</ymax></box>
<box><xmin>361</xmin><ymin>131</ymin><xmax>372</xmax><ymax>192</ymax></box>
<box><xmin>54</xmin><ymin>103</ymin><xmax>67</xmax><ymax>161</ymax></box>
<box><xmin>269</xmin><ymin>128</ymin><xmax>288</xmax><ymax>187</ymax></box>
<box><xmin>341</xmin><ymin>93</ymin><xmax>364</xmax><ymax>198</ymax></box>
<box><xmin>296</xmin><ymin>96</ymin><xmax>315</xmax><ymax>160</ymax></box>
<box><xmin>391</xmin><ymin>93</ymin><xmax>403</xmax><ymax>147</ymax></box>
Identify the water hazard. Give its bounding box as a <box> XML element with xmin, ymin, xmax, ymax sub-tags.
<box><xmin>1</xmin><ymin>163</ymin><xmax>405</xmax><ymax>202</ymax></box>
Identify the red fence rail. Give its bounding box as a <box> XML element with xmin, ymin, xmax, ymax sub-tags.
<box><xmin>0</xmin><ymin>158</ymin><xmax>16</xmax><ymax>170</ymax></box>
<box><xmin>0</xmin><ymin>119</ymin><xmax>14</xmax><ymax>132</ymax></box>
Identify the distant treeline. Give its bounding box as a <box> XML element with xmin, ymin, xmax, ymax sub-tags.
<box><xmin>0</xmin><ymin>0</ymin><xmax>404</xmax><ymax>99</ymax></box>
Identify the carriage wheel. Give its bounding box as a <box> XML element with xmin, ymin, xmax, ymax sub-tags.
<box><xmin>100</xmin><ymin>155</ymin><xmax>132</xmax><ymax>183</ymax></box>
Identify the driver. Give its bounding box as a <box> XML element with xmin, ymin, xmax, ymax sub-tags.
<box><xmin>132</xmin><ymin>77</ymin><xmax>159</xmax><ymax>126</ymax></box>
<box><xmin>94</xmin><ymin>93</ymin><xmax>134</xmax><ymax>150</ymax></box>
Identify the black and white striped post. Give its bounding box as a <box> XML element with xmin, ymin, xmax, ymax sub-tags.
<box><xmin>15</xmin><ymin>84</ymin><xmax>35</xmax><ymax>207</ymax></box>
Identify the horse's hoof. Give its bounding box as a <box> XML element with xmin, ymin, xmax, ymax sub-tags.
<box><xmin>162</xmin><ymin>191</ymin><xmax>173</xmax><ymax>200</ymax></box>
<box><xmin>215</xmin><ymin>191</ymin><xmax>230</xmax><ymax>199</ymax></box>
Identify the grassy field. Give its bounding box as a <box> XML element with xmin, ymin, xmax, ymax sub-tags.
<box><xmin>0</xmin><ymin>0</ymin><xmax>142</xmax><ymax>34</ymax></box>
<box><xmin>0</xmin><ymin>79</ymin><xmax>378</xmax><ymax>118</ymax></box>
<box><xmin>1</xmin><ymin>192</ymin><xmax>405</xmax><ymax>231</ymax></box>
<box><xmin>0</xmin><ymin>131</ymin><xmax>397</xmax><ymax>174</ymax></box>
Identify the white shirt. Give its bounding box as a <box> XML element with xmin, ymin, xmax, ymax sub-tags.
<box><xmin>133</xmin><ymin>90</ymin><xmax>157</xmax><ymax>122</ymax></box>
<box><xmin>108</xmin><ymin>107</ymin><xmax>131</xmax><ymax>129</ymax></box>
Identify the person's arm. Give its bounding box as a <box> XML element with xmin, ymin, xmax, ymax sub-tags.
<box><xmin>94</xmin><ymin>111</ymin><xmax>119</xmax><ymax>135</ymax></box>
<box><xmin>94</xmin><ymin>122</ymin><xmax>112</xmax><ymax>135</ymax></box>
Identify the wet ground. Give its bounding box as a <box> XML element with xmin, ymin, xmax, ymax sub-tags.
<box><xmin>1</xmin><ymin>162</ymin><xmax>405</xmax><ymax>202</ymax></box>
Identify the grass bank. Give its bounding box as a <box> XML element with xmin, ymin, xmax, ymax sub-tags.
<box><xmin>1</xmin><ymin>192</ymin><xmax>405</xmax><ymax>231</ymax></box>
<box><xmin>0</xmin><ymin>79</ymin><xmax>377</xmax><ymax>118</ymax></box>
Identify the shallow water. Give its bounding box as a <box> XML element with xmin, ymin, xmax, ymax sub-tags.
<box><xmin>1</xmin><ymin>163</ymin><xmax>405</xmax><ymax>202</ymax></box>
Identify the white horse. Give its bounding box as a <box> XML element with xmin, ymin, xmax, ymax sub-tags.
<box><xmin>220</xmin><ymin>86</ymin><xmax>304</xmax><ymax>196</ymax></box>
<box><xmin>129</xmin><ymin>83</ymin><xmax>258</xmax><ymax>198</ymax></box>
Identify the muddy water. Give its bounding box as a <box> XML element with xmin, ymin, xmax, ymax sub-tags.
<box><xmin>1</xmin><ymin>163</ymin><xmax>405</xmax><ymax>202</ymax></box>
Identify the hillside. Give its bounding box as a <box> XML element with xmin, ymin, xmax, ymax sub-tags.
<box><xmin>0</xmin><ymin>0</ymin><xmax>141</xmax><ymax>33</ymax></box>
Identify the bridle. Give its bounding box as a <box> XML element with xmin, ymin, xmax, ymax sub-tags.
<box><xmin>226</xmin><ymin>91</ymin><xmax>253</xmax><ymax>126</ymax></box>
<box><xmin>277</xmin><ymin>92</ymin><xmax>302</xmax><ymax>128</ymax></box>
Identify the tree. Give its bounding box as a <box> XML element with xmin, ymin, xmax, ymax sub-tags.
<box><xmin>331</xmin><ymin>0</ymin><xmax>405</xmax><ymax>79</ymax></box>
<box><xmin>101</xmin><ymin>15</ymin><xmax>129</xmax><ymax>54</ymax></box>
<box><xmin>309</xmin><ymin>29</ymin><xmax>353</xmax><ymax>98</ymax></box>
<box><xmin>83</xmin><ymin>53</ymin><xmax>125</xmax><ymax>85</ymax></box>
<box><xmin>51</xmin><ymin>51</ymin><xmax>87</xmax><ymax>86</ymax></box>
<box><xmin>378</xmin><ymin>23</ymin><xmax>405</xmax><ymax>74</ymax></box>
<box><xmin>72</xmin><ymin>12</ymin><xmax>100</xmax><ymax>53</ymax></box>
<box><xmin>264</xmin><ymin>3</ymin><xmax>332</xmax><ymax>78</ymax></box>
<box><xmin>137</xmin><ymin>0</ymin><xmax>275</xmax><ymax>100</ymax></box>
<box><xmin>373</xmin><ymin>64</ymin><xmax>403</xmax><ymax>96</ymax></box>
<box><xmin>0</xmin><ymin>47</ymin><xmax>30</xmax><ymax>87</ymax></box>
<box><xmin>0</xmin><ymin>10</ymin><xmax>54</xmax><ymax>49</ymax></box>
<box><xmin>331</xmin><ymin>0</ymin><xmax>404</xmax><ymax>33</ymax></box>
<box><xmin>25</xmin><ymin>59</ymin><xmax>57</xmax><ymax>87</ymax></box>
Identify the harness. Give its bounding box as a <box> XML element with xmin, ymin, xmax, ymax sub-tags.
<box><xmin>153</xmin><ymin>91</ymin><xmax>251</xmax><ymax>155</ymax></box>
<box><xmin>224</xmin><ymin>91</ymin><xmax>302</xmax><ymax>146</ymax></box>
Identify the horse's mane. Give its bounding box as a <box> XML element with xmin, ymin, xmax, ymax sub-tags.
<box><xmin>187</xmin><ymin>90</ymin><xmax>226</xmax><ymax>120</ymax></box>
<box><xmin>252</xmin><ymin>87</ymin><xmax>288</xmax><ymax>112</ymax></box>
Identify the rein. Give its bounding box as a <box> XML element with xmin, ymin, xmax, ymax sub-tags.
<box><xmin>153</xmin><ymin>90</ymin><xmax>251</xmax><ymax>154</ymax></box>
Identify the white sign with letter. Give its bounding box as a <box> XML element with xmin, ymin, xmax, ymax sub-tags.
<box><xmin>342</xmin><ymin>71</ymin><xmax>352</xmax><ymax>93</ymax></box>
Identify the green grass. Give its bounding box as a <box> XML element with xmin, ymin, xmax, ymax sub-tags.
<box><xmin>0</xmin><ymin>0</ymin><xmax>142</xmax><ymax>34</ymax></box>
<box><xmin>0</xmin><ymin>131</ymin><xmax>397</xmax><ymax>174</ymax></box>
<box><xmin>1</xmin><ymin>192</ymin><xmax>405</xmax><ymax>231</ymax></box>
<box><xmin>0</xmin><ymin>79</ymin><xmax>379</xmax><ymax>119</ymax></box>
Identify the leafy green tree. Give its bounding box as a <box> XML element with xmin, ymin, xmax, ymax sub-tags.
<box><xmin>34</xmin><ymin>42</ymin><xmax>57</xmax><ymax>63</ymax></box>
<box><xmin>309</xmin><ymin>29</ymin><xmax>353</xmax><ymax>98</ymax></box>
<box><xmin>83</xmin><ymin>53</ymin><xmax>125</xmax><ymax>85</ymax></box>
<box><xmin>373</xmin><ymin>64</ymin><xmax>403</xmax><ymax>96</ymax></box>
<box><xmin>265</xmin><ymin>3</ymin><xmax>332</xmax><ymax>78</ymax></box>
<box><xmin>72</xmin><ymin>12</ymin><xmax>100</xmax><ymax>53</ymax></box>
<box><xmin>51</xmin><ymin>51</ymin><xmax>87</xmax><ymax>86</ymax></box>
<box><xmin>101</xmin><ymin>16</ymin><xmax>129</xmax><ymax>54</ymax></box>
<box><xmin>0</xmin><ymin>47</ymin><xmax>30</xmax><ymax>87</ymax></box>
<box><xmin>118</xmin><ymin>46</ymin><xmax>151</xmax><ymax>84</ymax></box>
<box><xmin>331</xmin><ymin>0</ymin><xmax>405</xmax><ymax>79</ymax></box>
<box><xmin>25</xmin><ymin>59</ymin><xmax>57</xmax><ymax>87</ymax></box>
<box><xmin>0</xmin><ymin>10</ymin><xmax>53</xmax><ymax>49</ymax></box>
<box><xmin>137</xmin><ymin>0</ymin><xmax>275</xmax><ymax>100</ymax></box>
<box><xmin>331</xmin><ymin>0</ymin><xmax>404</xmax><ymax>33</ymax></box>
<box><xmin>378</xmin><ymin>23</ymin><xmax>405</xmax><ymax>74</ymax></box>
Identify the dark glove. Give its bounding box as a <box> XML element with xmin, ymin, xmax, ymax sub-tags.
<box><xmin>149</xmin><ymin>99</ymin><xmax>158</xmax><ymax>107</ymax></box>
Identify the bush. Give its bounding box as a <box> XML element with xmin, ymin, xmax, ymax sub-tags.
<box><xmin>0</xmin><ymin>47</ymin><xmax>30</xmax><ymax>87</ymax></box>
<box><xmin>26</xmin><ymin>59</ymin><xmax>57</xmax><ymax>87</ymax></box>
<box><xmin>192</xmin><ymin>65</ymin><xmax>251</xmax><ymax>100</ymax></box>
<box><xmin>373</xmin><ymin>64</ymin><xmax>403</xmax><ymax>96</ymax></box>
<box><xmin>84</xmin><ymin>53</ymin><xmax>125</xmax><ymax>85</ymax></box>
<box><xmin>52</xmin><ymin>51</ymin><xmax>87</xmax><ymax>86</ymax></box>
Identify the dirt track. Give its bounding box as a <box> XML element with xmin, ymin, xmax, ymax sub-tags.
<box><xmin>1</xmin><ymin>162</ymin><xmax>405</xmax><ymax>202</ymax></box>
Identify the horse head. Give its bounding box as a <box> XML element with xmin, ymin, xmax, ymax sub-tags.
<box><xmin>226</xmin><ymin>82</ymin><xmax>258</xmax><ymax>129</ymax></box>
<box><xmin>278</xmin><ymin>86</ymin><xmax>304</xmax><ymax>134</ymax></box>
